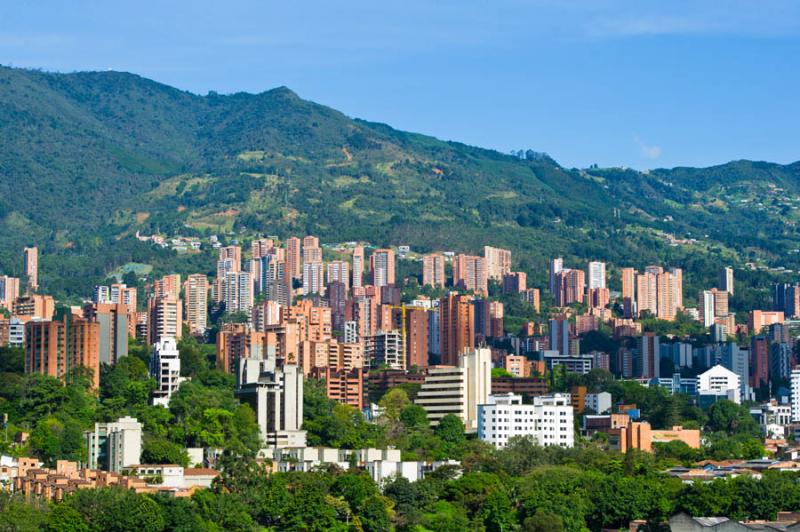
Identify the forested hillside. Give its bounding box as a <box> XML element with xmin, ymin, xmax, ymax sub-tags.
<box><xmin>0</xmin><ymin>65</ymin><xmax>798</xmax><ymax>302</ymax></box>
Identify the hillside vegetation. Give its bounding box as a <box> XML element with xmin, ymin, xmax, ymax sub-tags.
<box><xmin>0</xmin><ymin>65</ymin><xmax>798</xmax><ymax>302</ymax></box>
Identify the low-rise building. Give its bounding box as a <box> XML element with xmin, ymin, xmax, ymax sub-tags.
<box><xmin>477</xmin><ymin>393</ymin><xmax>574</xmax><ymax>449</ymax></box>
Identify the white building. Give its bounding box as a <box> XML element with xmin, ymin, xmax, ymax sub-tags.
<box><xmin>236</xmin><ymin>359</ymin><xmax>306</xmax><ymax>448</ymax></box>
<box><xmin>366</xmin><ymin>330</ymin><xmax>405</xmax><ymax>370</ymax></box>
<box><xmin>791</xmin><ymin>368</ymin><xmax>800</xmax><ymax>422</ymax></box>
<box><xmin>750</xmin><ymin>401</ymin><xmax>791</xmax><ymax>439</ymax></box>
<box><xmin>150</xmin><ymin>337</ymin><xmax>184</xmax><ymax>407</ymax></box>
<box><xmin>302</xmin><ymin>261</ymin><xmax>325</xmax><ymax>296</ymax></box>
<box><xmin>84</xmin><ymin>417</ymin><xmax>142</xmax><ymax>472</ymax></box>
<box><xmin>224</xmin><ymin>271</ymin><xmax>253</xmax><ymax>314</ymax></box>
<box><xmin>477</xmin><ymin>393</ymin><xmax>574</xmax><ymax>449</ymax></box>
<box><xmin>585</xmin><ymin>391</ymin><xmax>612</xmax><ymax>414</ymax></box>
<box><xmin>587</xmin><ymin>261</ymin><xmax>606</xmax><ymax>289</ymax></box>
<box><xmin>697</xmin><ymin>365</ymin><xmax>741</xmax><ymax>404</ymax></box>
<box><xmin>415</xmin><ymin>348</ymin><xmax>491</xmax><ymax>431</ymax></box>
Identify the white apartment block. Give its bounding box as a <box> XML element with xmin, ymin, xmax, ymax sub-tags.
<box><xmin>791</xmin><ymin>368</ymin><xmax>800</xmax><ymax>422</ymax></box>
<box><xmin>150</xmin><ymin>337</ymin><xmax>184</xmax><ymax>407</ymax></box>
<box><xmin>588</xmin><ymin>261</ymin><xmax>606</xmax><ymax>289</ymax></box>
<box><xmin>478</xmin><ymin>393</ymin><xmax>574</xmax><ymax>448</ymax></box>
<box><xmin>415</xmin><ymin>348</ymin><xmax>490</xmax><ymax>431</ymax></box>
<box><xmin>84</xmin><ymin>417</ymin><xmax>142</xmax><ymax>472</ymax></box>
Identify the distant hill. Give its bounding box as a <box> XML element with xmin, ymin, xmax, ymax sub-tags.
<box><xmin>0</xmin><ymin>65</ymin><xmax>798</xmax><ymax>303</ymax></box>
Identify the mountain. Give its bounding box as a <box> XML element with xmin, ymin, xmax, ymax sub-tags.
<box><xmin>0</xmin><ymin>65</ymin><xmax>798</xmax><ymax>303</ymax></box>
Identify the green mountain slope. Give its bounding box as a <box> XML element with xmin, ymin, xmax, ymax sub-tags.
<box><xmin>0</xmin><ymin>65</ymin><xmax>797</xmax><ymax>303</ymax></box>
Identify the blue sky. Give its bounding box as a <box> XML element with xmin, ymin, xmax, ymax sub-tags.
<box><xmin>1</xmin><ymin>0</ymin><xmax>798</xmax><ymax>169</ymax></box>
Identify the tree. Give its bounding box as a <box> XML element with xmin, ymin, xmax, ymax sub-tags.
<box><xmin>523</xmin><ymin>509</ymin><xmax>564</xmax><ymax>532</ymax></box>
<box><xmin>45</xmin><ymin>504</ymin><xmax>89</xmax><ymax>532</ymax></box>
<box><xmin>399</xmin><ymin>404</ymin><xmax>428</xmax><ymax>429</ymax></box>
<box><xmin>378</xmin><ymin>388</ymin><xmax>410</xmax><ymax>422</ymax></box>
<box><xmin>141</xmin><ymin>435</ymin><xmax>190</xmax><ymax>467</ymax></box>
<box><xmin>436</xmin><ymin>414</ymin><xmax>466</xmax><ymax>446</ymax></box>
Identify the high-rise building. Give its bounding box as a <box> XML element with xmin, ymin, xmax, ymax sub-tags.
<box><xmin>303</xmin><ymin>261</ymin><xmax>325</xmax><ymax>296</ymax></box>
<box><xmin>415</xmin><ymin>347</ymin><xmax>491</xmax><ymax>430</ymax></box>
<box><xmin>502</xmin><ymin>272</ymin><xmax>526</xmax><ymax>294</ymax></box>
<box><xmin>405</xmin><ymin>308</ymin><xmax>429</xmax><ymax>369</ymax></box>
<box><xmin>587</xmin><ymin>261</ymin><xmax>606</xmax><ymax>289</ymax></box>
<box><xmin>0</xmin><ymin>276</ymin><xmax>20</xmax><ymax>312</ymax></box>
<box><xmin>23</xmin><ymin>246</ymin><xmax>38</xmax><ymax>292</ymax></box>
<box><xmin>366</xmin><ymin>330</ymin><xmax>405</xmax><ymax>370</ymax></box>
<box><xmin>483</xmin><ymin>246</ymin><xmax>512</xmax><ymax>280</ymax></box>
<box><xmin>326</xmin><ymin>261</ymin><xmax>350</xmax><ymax>293</ymax></box>
<box><xmin>656</xmin><ymin>269</ymin><xmax>681</xmax><ymax>320</ymax></box>
<box><xmin>261</xmin><ymin>257</ymin><xmax>291</xmax><ymax>307</ymax></box>
<box><xmin>83</xmin><ymin>303</ymin><xmax>128</xmax><ymax>365</ymax></box>
<box><xmin>635</xmin><ymin>271</ymin><xmax>658</xmax><ymax>317</ymax></box>
<box><xmin>84</xmin><ymin>417</ymin><xmax>142</xmax><ymax>472</ymax></box>
<box><xmin>750</xmin><ymin>336</ymin><xmax>769</xmax><ymax>391</ymax></box>
<box><xmin>549</xmin><ymin>318</ymin><xmax>570</xmax><ymax>356</ymax></box>
<box><xmin>370</xmin><ymin>249</ymin><xmax>395</xmax><ymax>288</ymax></box>
<box><xmin>352</xmin><ymin>246</ymin><xmax>364</xmax><ymax>289</ymax></box>
<box><xmin>554</xmin><ymin>269</ymin><xmax>585</xmax><ymax>307</ymax></box>
<box><xmin>236</xmin><ymin>359</ymin><xmax>306</xmax><ymax>448</ymax></box>
<box><xmin>218</xmin><ymin>246</ymin><xmax>242</xmax><ymax>272</ymax></box>
<box><xmin>439</xmin><ymin>293</ymin><xmax>475</xmax><ymax>366</ymax></box>
<box><xmin>285</xmin><ymin>237</ymin><xmax>302</xmax><ymax>280</ymax></box>
<box><xmin>25</xmin><ymin>311</ymin><xmax>101</xmax><ymax>388</ymax></box>
<box><xmin>110</xmin><ymin>283</ymin><xmax>137</xmax><ymax>310</ymax></box>
<box><xmin>422</xmin><ymin>253</ymin><xmax>446</xmax><ymax>288</ymax></box>
<box><xmin>637</xmin><ymin>333</ymin><xmax>660</xmax><ymax>379</ymax></box>
<box><xmin>522</xmin><ymin>288</ymin><xmax>540</xmax><ymax>312</ymax></box>
<box><xmin>93</xmin><ymin>285</ymin><xmax>111</xmax><ymax>304</ymax></box>
<box><xmin>719</xmin><ymin>267</ymin><xmax>734</xmax><ymax>296</ymax></box>
<box><xmin>184</xmin><ymin>274</ymin><xmax>208</xmax><ymax>335</ymax></box>
<box><xmin>699</xmin><ymin>290</ymin><xmax>716</xmax><ymax>327</ymax></box>
<box><xmin>251</xmin><ymin>238</ymin><xmax>274</xmax><ymax>259</ymax></box>
<box><xmin>223</xmin><ymin>271</ymin><xmax>253</xmax><ymax>314</ymax></box>
<box><xmin>147</xmin><ymin>296</ymin><xmax>182</xmax><ymax>346</ymax></box>
<box><xmin>749</xmin><ymin>310</ymin><xmax>784</xmax><ymax>334</ymax></box>
<box><xmin>549</xmin><ymin>257</ymin><xmax>563</xmax><ymax>295</ymax></box>
<box><xmin>453</xmin><ymin>254</ymin><xmax>487</xmax><ymax>295</ymax></box>
<box><xmin>153</xmin><ymin>274</ymin><xmax>181</xmax><ymax>300</ymax></box>
<box><xmin>150</xmin><ymin>337</ymin><xmax>183</xmax><ymax>407</ymax></box>
<box><xmin>621</xmin><ymin>267</ymin><xmax>636</xmax><ymax>318</ymax></box>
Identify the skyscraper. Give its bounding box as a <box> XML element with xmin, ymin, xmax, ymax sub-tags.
<box><xmin>370</xmin><ymin>249</ymin><xmax>395</xmax><ymax>288</ymax></box>
<box><xmin>218</xmin><ymin>246</ymin><xmax>242</xmax><ymax>272</ymax></box>
<box><xmin>23</xmin><ymin>246</ymin><xmax>38</xmax><ymax>292</ymax></box>
<box><xmin>587</xmin><ymin>261</ymin><xmax>606</xmax><ymax>289</ymax></box>
<box><xmin>453</xmin><ymin>254</ymin><xmax>487</xmax><ymax>295</ymax></box>
<box><xmin>25</xmin><ymin>311</ymin><xmax>100</xmax><ymax>388</ymax></box>
<box><xmin>285</xmin><ymin>237</ymin><xmax>302</xmax><ymax>280</ymax></box>
<box><xmin>184</xmin><ymin>274</ymin><xmax>208</xmax><ymax>335</ymax></box>
<box><xmin>352</xmin><ymin>246</ymin><xmax>364</xmax><ymax>289</ymax></box>
<box><xmin>621</xmin><ymin>267</ymin><xmax>635</xmax><ymax>318</ymax></box>
<box><xmin>303</xmin><ymin>261</ymin><xmax>325</xmax><ymax>296</ymax></box>
<box><xmin>483</xmin><ymin>246</ymin><xmax>512</xmax><ymax>280</ymax></box>
<box><xmin>635</xmin><ymin>271</ymin><xmax>658</xmax><ymax>317</ymax></box>
<box><xmin>549</xmin><ymin>257</ymin><xmax>563</xmax><ymax>295</ymax></box>
<box><xmin>326</xmin><ymin>260</ymin><xmax>350</xmax><ymax>293</ymax></box>
<box><xmin>147</xmin><ymin>296</ymin><xmax>182</xmax><ymax>345</ymax></box>
<box><xmin>439</xmin><ymin>293</ymin><xmax>475</xmax><ymax>366</ymax></box>
<box><xmin>554</xmin><ymin>269</ymin><xmax>585</xmax><ymax>307</ymax></box>
<box><xmin>719</xmin><ymin>266</ymin><xmax>734</xmax><ymax>295</ymax></box>
<box><xmin>422</xmin><ymin>253</ymin><xmax>446</xmax><ymax>288</ymax></box>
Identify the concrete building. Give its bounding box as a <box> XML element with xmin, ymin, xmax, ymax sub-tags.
<box><xmin>416</xmin><ymin>347</ymin><xmax>491</xmax><ymax>431</ymax></box>
<box><xmin>147</xmin><ymin>296</ymin><xmax>182</xmax><ymax>345</ymax></box>
<box><xmin>439</xmin><ymin>293</ymin><xmax>475</xmax><ymax>366</ymax></box>
<box><xmin>697</xmin><ymin>365</ymin><xmax>741</xmax><ymax>404</ymax></box>
<box><xmin>83</xmin><ymin>303</ymin><xmax>128</xmax><ymax>365</ymax></box>
<box><xmin>453</xmin><ymin>254</ymin><xmax>487</xmax><ymax>295</ymax></box>
<box><xmin>549</xmin><ymin>257</ymin><xmax>563</xmax><ymax>295</ymax></box>
<box><xmin>0</xmin><ymin>275</ymin><xmax>20</xmax><ymax>311</ymax></box>
<box><xmin>302</xmin><ymin>261</ymin><xmax>325</xmax><ymax>296</ymax></box>
<box><xmin>370</xmin><ymin>249</ymin><xmax>395</xmax><ymax>288</ymax></box>
<box><xmin>23</xmin><ymin>246</ymin><xmax>38</xmax><ymax>292</ymax></box>
<box><xmin>326</xmin><ymin>261</ymin><xmax>350</xmax><ymax>293</ymax></box>
<box><xmin>719</xmin><ymin>266</ymin><xmax>734</xmax><ymax>295</ymax></box>
<box><xmin>502</xmin><ymin>272</ymin><xmax>526</xmax><ymax>294</ymax></box>
<box><xmin>352</xmin><ymin>245</ymin><xmax>364</xmax><ymax>289</ymax></box>
<box><xmin>150</xmin><ymin>337</ymin><xmax>183</xmax><ymax>407</ymax></box>
<box><xmin>236</xmin><ymin>359</ymin><xmax>306</xmax><ymax>448</ymax></box>
<box><xmin>0</xmin><ymin>317</ymin><xmax>24</xmax><ymax>347</ymax></box>
<box><xmin>285</xmin><ymin>237</ymin><xmax>302</xmax><ymax>280</ymax></box>
<box><xmin>422</xmin><ymin>253</ymin><xmax>446</xmax><ymax>288</ymax></box>
<box><xmin>84</xmin><ymin>417</ymin><xmax>142</xmax><ymax>472</ymax></box>
<box><xmin>587</xmin><ymin>261</ymin><xmax>606</xmax><ymax>289</ymax></box>
<box><xmin>184</xmin><ymin>274</ymin><xmax>208</xmax><ymax>335</ymax></box>
<box><xmin>25</xmin><ymin>311</ymin><xmax>101</xmax><ymax>388</ymax></box>
<box><xmin>478</xmin><ymin>393</ymin><xmax>574</xmax><ymax>448</ymax></box>
<box><xmin>554</xmin><ymin>269</ymin><xmax>585</xmax><ymax>306</ymax></box>
<box><xmin>483</xmin><ymin>246</ymin><xmax>512</xmax><ymax>281</ymax></box>
<box><xmin>366</xmin><ymin>330</ymin><xmax>405</xmax><ymax>370</ymax></box>
<box><xmin>585</xmin><ymin>391</ymin><xmax>612</xmax><ymax>414</ymax></box>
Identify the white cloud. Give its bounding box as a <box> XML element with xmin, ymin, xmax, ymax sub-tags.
<box><xmin>634</xmin><ymin>136</ymin><xmax>661</xmax><ymax>159</ymax></box>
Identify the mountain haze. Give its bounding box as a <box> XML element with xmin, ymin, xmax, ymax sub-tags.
<box><xmin>0</xmin><ymin>65</ymin><xmax>798</xmax><ymax>300</ymax></box>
